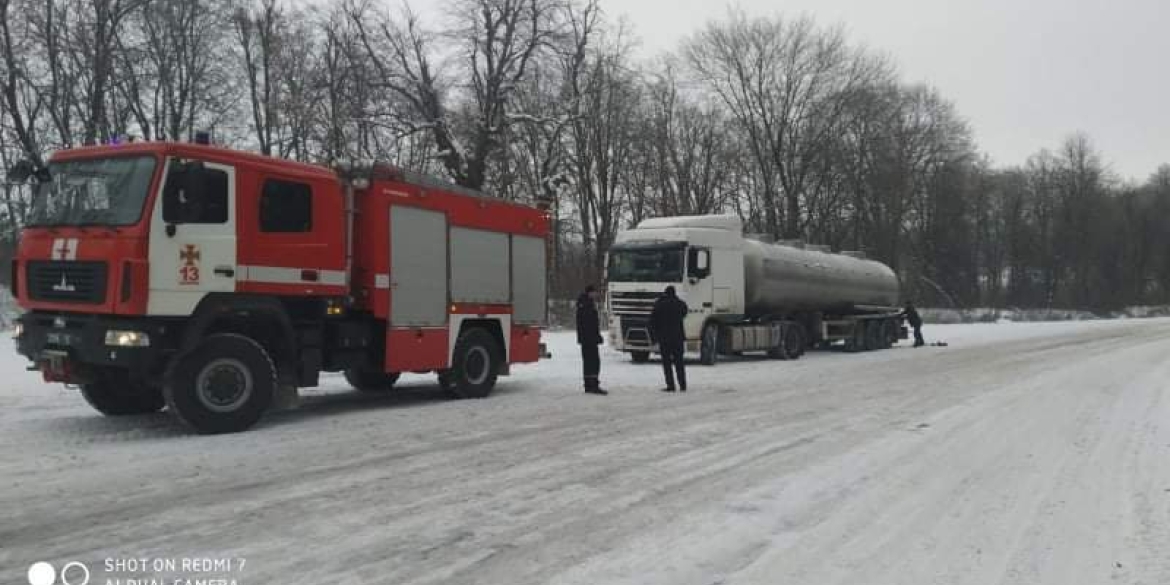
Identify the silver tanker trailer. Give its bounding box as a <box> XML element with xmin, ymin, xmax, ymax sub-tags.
<box><xmin>606</xmin><ymin>214</ymin><xmax>907</xmax><ymax>364</ymax></box>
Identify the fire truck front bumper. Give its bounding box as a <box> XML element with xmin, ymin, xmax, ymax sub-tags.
<box><xmin>15</xmin><ymin>312</ymin><xmax>177</xmax><ymax>383</ymax></box>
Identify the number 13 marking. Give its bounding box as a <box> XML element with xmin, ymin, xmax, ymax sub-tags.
<box><xmin>181</xmin><ymin>265</ymin><xmax>200</xmax><ymax>284</ymax></box>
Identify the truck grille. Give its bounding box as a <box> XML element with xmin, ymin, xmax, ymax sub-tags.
<box><xmin>609</xmin><ymin>291</ymin><xmax>659</xmax><ymax>317</ymax></box>
<box><xmin>611</xmin><ymin>291</ymin><xmax>659</xmax><ymax>346</ymax></box>
<box><xmin>26</xmin><ymin>261</ymin><xmax>108</xmax><ymax>304</ymax></box>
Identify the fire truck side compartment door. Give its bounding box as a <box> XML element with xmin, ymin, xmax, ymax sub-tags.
<box><xmin>389</xmin><ymin>205</ymin><xmax>447</xmax><ymax>326</ymax></box>
<box><xmin>147</xmin><ymin>159</ymin><xmax>238</xmax><ymax>316</ymax></box>
<box><xmin>450</xmin><ymin>227</ymin><xmax>509</xmax><ymax>304</ymax></box>
<box><xmin>511</xmin><ymin>235</ymin><xmax>546</xmax><ymax>325</ymax></box>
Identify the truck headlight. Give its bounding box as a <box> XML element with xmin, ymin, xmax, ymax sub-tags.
<box><xmin>105</xmin><ymin>330</ymin><xmax>150</xmax><ymax>347</ymax></box>
<box><xmin>12</xmin><ymin>323</ymin><xmax>22</xmax><ymax>338</ymax></box>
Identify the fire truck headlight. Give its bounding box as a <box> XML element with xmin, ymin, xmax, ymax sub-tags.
<box><xmin>12</xmin><ymin>323</ymin><xmax>22</xmax><ymax>339</ymax></box>
<box><xmin>105</xmin><ymin>330</ymin><xmax>150</xmax><ymax>347</ymax></box>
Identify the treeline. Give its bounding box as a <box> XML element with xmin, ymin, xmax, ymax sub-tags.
<box><xmin>1</xmin><ymin>0</ymin><xmax>1167</xmax><ymax>309</ymax></box>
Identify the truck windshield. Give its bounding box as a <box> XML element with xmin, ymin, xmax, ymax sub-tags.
<box><xmin>27</xmin><ymin>155</ymin><xmax>158</xmax><ymax>227</ymax></box>
<box><xmin>608</xmin><ymin>247</ymin><xmax>685</xmax><ymax>282</ymax></box>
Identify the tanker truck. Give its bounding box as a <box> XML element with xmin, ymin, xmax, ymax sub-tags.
<box><xmin>606</xmin><ymin>214</ymin><xmax>905</xmax><ymax>365</ymax></box>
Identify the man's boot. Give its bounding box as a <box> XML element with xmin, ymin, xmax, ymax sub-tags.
<box><xmin>585</xmin><ymin>378</ymin><xmax>607</xmax><ymax>395</ymax></box>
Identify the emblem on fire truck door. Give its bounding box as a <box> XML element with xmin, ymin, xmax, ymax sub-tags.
<box><xmin>179</xmin><ymin>244</ymin><xmax>201</xmax><ymax>285</ymax></box>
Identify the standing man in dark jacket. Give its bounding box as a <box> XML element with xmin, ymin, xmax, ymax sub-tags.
<box><xmin>902</xmin><ymin>301</ymin><xmax>924</xmax><ymax>347</ymax></box>
<box><xmin>576</xmin><ymin>285</ymin><xmax>607</xmax><ymax>395</ymax></box>
<box><xmin>650</xmin><ymin>286</ymin><xmax>689</xmax><ymax>392</ymax></box>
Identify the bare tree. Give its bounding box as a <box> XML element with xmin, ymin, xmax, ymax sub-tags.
<box><xmin>640</xmin><ymin>66</ymin><xmax>735</xmax><ymax>217</ymax></box>
<box><xmin>347</xmin><ymin>0</ymin><xmax>563</xmax><ymax>189</ymax></box>
<box><xmin>565</xmin><ymin>27</ymin><xmax>640</xmax><ymax>280</ymax></box>
<box><xmin>77</xmin><ymin>0</ymin><xmax>144</xmax><ymax>143</ymax></box>
<box><xmin>234</xmin><ymin>0</ymin><xmax>286</xmax><ymax>156</ymax></box>
<box><xmin>1</xmin><ymin>0</ymin><xmax>1168</xmax><ymax>311</ymax></box>
<box><xmin>686</xmin><ymin>12</ymin><xmax>892</xmax><ymax>238</ymax></box>
<box><xmin>111</xmin><ymin>0</ymin><xmax>235</xmax><ymax>142</ymax></box>
<box><xmin>0</xmin><ymin>0</ymin><xmax>47</xmax><ymax>161</ymax></box>
<box><xmin>838</xmin><ymin>84</ymin><xmax>974</xmax><ymax>268</ymax></box>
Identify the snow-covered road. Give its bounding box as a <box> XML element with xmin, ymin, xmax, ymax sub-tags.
<box><xmin>1</xmin><ymin>319</ymin><xmax>1168</xmax><ymax>585</ymax></box>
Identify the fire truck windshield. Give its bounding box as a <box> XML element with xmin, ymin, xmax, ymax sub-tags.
<box><xmin>27</xmin><ymin>155</ymin><xmax>157</xmax><ymax>227</ymax></box>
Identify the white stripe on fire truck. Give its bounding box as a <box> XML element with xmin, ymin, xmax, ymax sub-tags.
<box><xmin>236</xmin><ymin>265</ymin><xmax>347</xmax><ymax>287</ymax></box>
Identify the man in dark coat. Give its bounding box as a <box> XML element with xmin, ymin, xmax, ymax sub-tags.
<box><xmin>902</xmin><ymin>301</ymin><xmax>925</xmax><ymax>347</ymax></box>
<box><xmin>650</xmin><ymin>285</ymin><xmax>689</xmax><ymax>392</ymax></box>
<box><xmin>576</xmin><ymin>285</ymin><xmax>606</xmax><ymax>395</ymax></box>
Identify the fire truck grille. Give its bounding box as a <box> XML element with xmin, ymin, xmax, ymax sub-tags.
<box><xmin>26</xmin><ymin>261</ymin><xmax>108</xmax><ymax>304</ymax></box>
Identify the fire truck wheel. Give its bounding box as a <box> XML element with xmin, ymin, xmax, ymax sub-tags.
<box><xmin>630</xmin><ymin>351</ymin><xmax>651</xmax><ymax>363</ymax></box>
<box><xmin>447</xmin><ymin>328</ymin><xmax>501</xmax><ymax>399</ymax></box>
<box><xmin>80</xmin><ymin>372</ymin><xmax>165</xmax><ymax>416</ymax></box>
<box><xmin>164</xmin><ymin>333</ymin><xmax>275</xmax><ymax>434</ymax></box>
<box><xmin>436</xmin><ymin>371</ymin><xmax>456</xmax><ymax>397</ymax></box>
<box><xmin>344</xmin><ymin>368</ymin><xmax>401</xmax><ymax>392</ymax></box>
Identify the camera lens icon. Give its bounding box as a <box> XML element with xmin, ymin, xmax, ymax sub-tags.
<box><xmin>27</xmin><ymin>561</ymin><xmax>90</xmax><ymax>585</ymax></box>
<box><xmin>27</xmin><ymin>562</ymin><xmax>55</xmax><ymax>585</ymax></box>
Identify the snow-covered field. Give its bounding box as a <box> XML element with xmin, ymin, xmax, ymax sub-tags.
<box><xmin>1</xmin><ymin>319</ymin><xmax>1168</xmax><ymax>585</ymax></box>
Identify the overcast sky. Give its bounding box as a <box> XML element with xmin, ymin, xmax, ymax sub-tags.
<box><xmin>375</xmin><ymin>0</ymin><xmax>1168</xmax><ymax>180</ymax></box>
<box><xmin>594</xmin><ymin>0</ymin><xmax>1169</xmax><ymax>182</ymax></box>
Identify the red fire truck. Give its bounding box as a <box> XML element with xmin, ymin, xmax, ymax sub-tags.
<box><xmin>9</xmin><ymin>141</ymin><xmax>549</xmax><ymax>433</ymax></box>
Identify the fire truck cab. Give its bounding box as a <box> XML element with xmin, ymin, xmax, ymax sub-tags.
<box><xmin>9</xmin><ymin>142</ymin><xmax>548</xmax><ymax>433</ymax></box>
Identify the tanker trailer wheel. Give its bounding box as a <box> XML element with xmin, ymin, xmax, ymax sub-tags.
<box><xmin>445</xmin><ymin>328</ymin><xmax>501</xmax><ymax>399</ymax></box>
<box><xmin>766</xmin><ymin>335</ymin><xmax>789</xmax><ymax>360</ymax></box>
<box><xmin>863</xmin><ymin>320</ymin><xmax>883</xmax><ymax>351</ymax></box>
<box><xmin>844</xmin><ymin>322</ymin><xmax>866</xmax><ymax>353</ymax></box>
<box><xmin>80</xmin><ymin>369</ymin><xmax>165</xmax><ymax>416</ymax></box>
<box><xmin>879</xmin><ymin>319</ymin><xmax>896</xmax><ymax>349</ymax></box>
<box><xmin>344</xmin><ymin>368</ymin><xmax>401</xmax><ymax>392</ymax></box>
<box><xmin>766</xmin><ymin>325</ymin><xmax>789</xmax><ymax>360</ymax></box>
<box><xmin>699</xmin><ymin>323</ymin><xmax>720</xmax><ymax>366</ymax></box>
<box><xmin>163</xmin><ymin>333</ymin><xmax>276</xmax><ymax>434</ymax></box>
<box><xmin>789</xmin><ymin>324</ymin><xmax>807</xmax><ymax>358</ymax></box>
<box><xmin>772</xmin><ymin>324</ymin><xmax>804</xmax><ymax>360</ymax></box>
<box><xmin>631</xmin><ymin>351</ymin><xmax>651</xmax><ymax>364</ymax></box>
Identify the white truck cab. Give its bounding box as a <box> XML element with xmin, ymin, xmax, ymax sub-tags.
<box><xmin>606</xmin><ymin>215</ymin><xmax>745</xmax><ymax>361</ymax></box>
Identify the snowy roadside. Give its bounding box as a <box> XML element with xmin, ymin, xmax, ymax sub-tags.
<box><xmin>920</xmin><ymin>305</ymin><xmax>1170</xmax><ymax>324</ymax></box>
